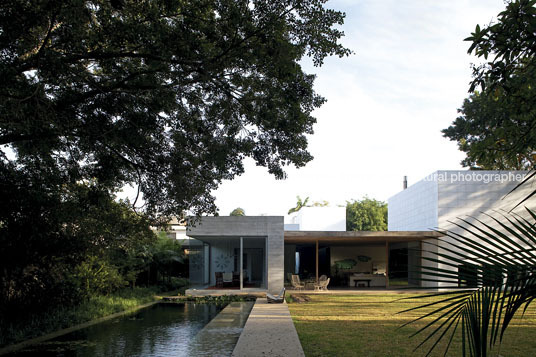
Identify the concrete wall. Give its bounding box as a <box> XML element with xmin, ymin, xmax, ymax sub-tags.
<box><xmin>389</xmin><ymin>170</ymin><xmax>530</xmax><ymax>231</ymax></box>
<box><xmin>388</xmin><ymin>170</ymin><xmax>532</xmax><ymax>287</ymax></box>
<box><xmin>435</xmin><ymin>171</ymin><xmax>529</xmax><ymax>229</ymax></box>
<box><xmin>388</xmin><ymin>174</ymin><xmax>438</xmax><ymax>231</ymax></box>
<box><xmin>187</xmin><ymin>216</ymin><xmax>284</xmax><ymax>293</ymax></box>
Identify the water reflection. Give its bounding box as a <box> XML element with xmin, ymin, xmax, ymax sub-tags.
<box><xmin>187</xmin><ymin>302</ymin><xmax>255</xmax><ymax>356</ymax></box>
<box><xmin>10</xmin><ymin>303</ymin><xmax>224</xmax><ymax>356</ymax></box>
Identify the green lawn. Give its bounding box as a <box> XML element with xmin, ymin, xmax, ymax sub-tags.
<box><xmin>288</xmin><ymin>294</ymin><xmax>536</xmax><ymax>357</ymax></box>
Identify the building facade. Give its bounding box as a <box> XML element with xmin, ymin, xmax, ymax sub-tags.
<box><xmin>388</xmin><ymin>170</ymin><xmax>530</xmax><ymax>287</ymax></box>
<box><xmin>187</xmin><ymin>216</ymin><xmax>284</xmax><ymax>293</ymax></box>
<box><xmin>185</xmin><ymin>170</ymin><xmax>531</xmax><ymax>293</ymax></box>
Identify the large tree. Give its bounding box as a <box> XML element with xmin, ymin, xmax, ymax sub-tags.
<box><xmin>346</xmin><ymin>197</ymin><xmax>387</xmax><ymax>232</ymax></box>
<box><xmin>0</xmin><ymin>0</ymin><xmax>350</xmax><ymax>218</ymax></box>
<box><xmin>443</xmin><ymin>0</ymin><xmax>536</xmax><ymax>170</ymax></box>
<box><xmin>0</xmin><ymin>0</ymin><xmax>350</xmax><ymax>314</ymax></box>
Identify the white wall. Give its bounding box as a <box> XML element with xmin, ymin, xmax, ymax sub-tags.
<box><xmin>290</xmin><ymin>206</ymin><xmax>346</xmax><ymax>231</ymax></box>
<box><xmin>389</xmin><ymin>170</ymin><xmax>530</xmax><ymax>231</ymax></box>
<box><xmin>434</xmin><ymin>171</ymin><xmax>531</xmax><ymax>287</ymax></box>
<box><xmin>435</xmin><ymin>170</ymin><xmax>529</xmax><ymax>229</ymax></box>
<box><xmin>388</xmin><ymin>170</ymin><xmax>532</xmax><ymax>287</ymax></box>
<box><xmin>388</xmin><ymin>173</ymin><xmax>438</xmax><ymax>231</ymax></box>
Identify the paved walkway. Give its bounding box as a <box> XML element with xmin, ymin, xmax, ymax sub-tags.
<box><xmin>287</xmin><ymin>287</ymin><xmax>442</xmax><ymax>294</ymax></box>
<box><xmin>187</xmin><ymin>301</ymin><xmax>254</xmax><ymax>356</ymax></box>
<box><xmin>232</xmin><ymin>298</ymin><xmax>305</xmax><ymax>357</ymax></box>
<box><xmin>185</xmin><ymin>288</ymin><xmax>267</xmax><ymax>297</ymax></box>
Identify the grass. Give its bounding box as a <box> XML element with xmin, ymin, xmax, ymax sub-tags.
<box><xmin>288</xmin><ymin>294</ymin><xmax>536</xmax><ymax>357</ymax></box>
<box><xmin>0</xmin><ymin>287</ymin><xmax>165</xmax><ymax>348</ymax></box>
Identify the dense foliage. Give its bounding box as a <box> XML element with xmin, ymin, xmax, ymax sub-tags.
<box><xmin>0</xmin><ymin>287</ymin><xmax>161</xmax><ymax>347</ymax></box>
<box><xmin>0</xmin><ymin>184</ymin><xmax>152</xmax><ymax>313</ymax></box>
<box><xmin>443</xmin><ymin>0</ymin><xmax>536</xmax><ymax>169</ymax></box>
<box><xmin>0</xmin><ymin>190</ymin><xmax>184</xmax><ymax>322</ymax></box>
<box><xmin>0</xmin><ymin>0</ymin><xmax>349</xmax><ymax>323</ymax></box>
<box><xmin>346</xmin><ymin>197</ymin><xmax>387</xmax><ymax>231</ymax></box>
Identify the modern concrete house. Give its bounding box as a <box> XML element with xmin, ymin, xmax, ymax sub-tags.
<box><xmin>186</xmin><ymin>170</ymin><xmax>530</xmax><ymax>294</ymax></box>
<box><xmin>186</xmin><ymin>213</ymin><xmax>440</xmax><ymax>294</ymax></box>
<box><xmin>388</xmin><ymin>170</ymin><xmax>528</xmax><ymax>232</ymax></box>
<box><xmin>389</xmin><ymin>170</ymin><xmax>530</xmax><ymax>287</ymax></box>
<box><xmin>187</xmin><ymin>216</ymin><xmax>284</xmax><ymax>294</ymax></box>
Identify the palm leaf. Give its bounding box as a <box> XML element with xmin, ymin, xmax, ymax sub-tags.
<box><xmin>506</xmin><ymin>171</ymin><xmax>536</xmax><ymax>211</ymax></box>
<box><xmin>401</xmin><ymin>208</ymin><xmax>536</xmax><ymax>356</ymax></box>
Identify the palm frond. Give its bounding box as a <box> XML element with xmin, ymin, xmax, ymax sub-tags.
<box><xmin>401</xmin><ymin>208</ymin><xmax>536</xmax><ymax>356</ymax></box>
<box><xmin>506</xmin><ymin>171</ymin><xmax>536</xmax><ymax>211</ymax></box>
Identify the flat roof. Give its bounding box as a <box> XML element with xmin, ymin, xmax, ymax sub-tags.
<box><xmin>284</xmin><ymin>230</ymin><xmax>443</xmax><ymax>244</ymax></box>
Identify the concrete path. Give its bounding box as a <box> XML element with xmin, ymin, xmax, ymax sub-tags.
<box><xmin>287</xmin><ymin>287</ymin><xmax>441</xmax><ymax>295</ymax></box>
<box><xmin>187</xmin><ymin>301</ymin><xmax>254</xmax><ymax>356</ymax></box>
<box><xmin>232</xmin><ymin>298</ymin><xmax>305</xmax><ymax>357</ymax></box>
<box><xmin>185</xmin><ymin>288</ymin><xmax>267</xmax><ymax>297</ymax></box>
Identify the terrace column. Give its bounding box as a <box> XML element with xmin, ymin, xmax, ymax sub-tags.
<box><xmin>316</xmin><ymin>239</ymin><xmax>319</xmax><ymax>282</ymax></box>
<box><xmin>385</xmin><ymin>241</ymin><xmax>389</xmax><ymax>288</ymax></box>
<box><xmin>240</xmin><ymin>237</ymin><xmax>243</xmax><ymax>290</ymax></box>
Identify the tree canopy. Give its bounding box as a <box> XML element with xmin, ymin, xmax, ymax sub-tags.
<box><xmin>443</xmin><ymin>0</ymin><xmax>536</xmax><ymax>169</ymax></box>
<box><xmin>230</xmin><ymin>207</ymin><xmax>246</xmax><ymax>216</ymax></box>
<box><xmin>0</xmin><ymin>0</ymin><xmax>350</xmax><ymax>218</ymax></box>
<box><xmin>443</xmin><ymin>79</ymin><xmax>536</xmax><ymax>169</ymax></box>
<box><xmin>346</xmin><ymin>197</ymin><xmax>387</xmax><ymax>232</ymax></box>
<box><xmin>0</xmin><ymin>0</ymin><xmax>350</xmax><ymax>316</ymax></box>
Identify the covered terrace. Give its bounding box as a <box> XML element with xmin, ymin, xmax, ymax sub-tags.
<box><xmin>284</xmin><ymin>231</ymin><xmax>444</xmax><ymax>289</ymax></box>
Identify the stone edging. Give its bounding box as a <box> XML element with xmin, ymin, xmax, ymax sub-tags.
<box><xmin>0</xmin><ymin>300</ymin><xmax>159</xmax><ymax>355</ymax></box>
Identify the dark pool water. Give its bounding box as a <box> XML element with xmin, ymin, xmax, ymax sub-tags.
<box><xmin>9</xmin><ymin>303</ymin><xmax>226</xmax><ymax>356</ymax></box>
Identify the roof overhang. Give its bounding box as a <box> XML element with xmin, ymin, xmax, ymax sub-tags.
<box><xmin>284</xmin><ymin>230</ymin><xmax>444</xmax><ymax>244</ymax></box>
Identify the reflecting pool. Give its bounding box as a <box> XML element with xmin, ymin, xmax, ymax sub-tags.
<box><xmin>8</xmin><ymin>302</ymin><xmax>251</xmax><ymax>356</ymax></box>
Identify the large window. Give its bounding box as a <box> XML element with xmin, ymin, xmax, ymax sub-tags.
<box><xmin>188</xmin><ymin>239</ymin><xmax>209</xmax><ymax>287</ymax></box>
<box><xmin>189</xmin><ymin>236</ymin><xmax>266</xmax><ymax>289</ymax></box>
<box><xmin>243</xmin><ymin>237</ymin><xmax>266</xmax><ymax>288</ymax></box>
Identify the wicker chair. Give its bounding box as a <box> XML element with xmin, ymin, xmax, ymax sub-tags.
<box><xmin>314</xmin><ymin>277</ymin><xmax>330</xmax><ymax>291</ymax></box>
<box><xmin>291</xmin><ymin>274</ymin><xmax>305</xmax><ymax>291</ymax></box>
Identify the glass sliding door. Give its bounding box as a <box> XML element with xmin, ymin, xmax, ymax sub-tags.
<box><xmin>242</xmin><ymin>237</ymin><xmax>266</xmax><ymax>289</ymax></box>
<box><xmin>188</xmin><ymin>239</ymin><xmax>208</xmax><ymax>288</ymax></box>
<box><xmin>190</xmin><ymin>236</ymin><xmax>267</xmax><ymax>290</ymax></box>
<box><xmin>210</xmin><ymin>237</ymin><xmax>240</xmax><ymax>288</ymax></box>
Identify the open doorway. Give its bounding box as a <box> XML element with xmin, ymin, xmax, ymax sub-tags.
<box><xmin>389</xmin><ymin>242</ymin><xmax>421</xmax><ymax>287</ymax></box>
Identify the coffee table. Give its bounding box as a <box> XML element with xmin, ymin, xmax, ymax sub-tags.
<box><xmin>353</xmin><ymin>279</ymin><xmax>371</xmax><ymax>287</ymax></box>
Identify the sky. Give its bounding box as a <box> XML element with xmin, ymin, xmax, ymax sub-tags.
<box><xmin>210</xmin><ymin>0</ymin><xmax>506</xmax><ymax>219</ymax></box>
